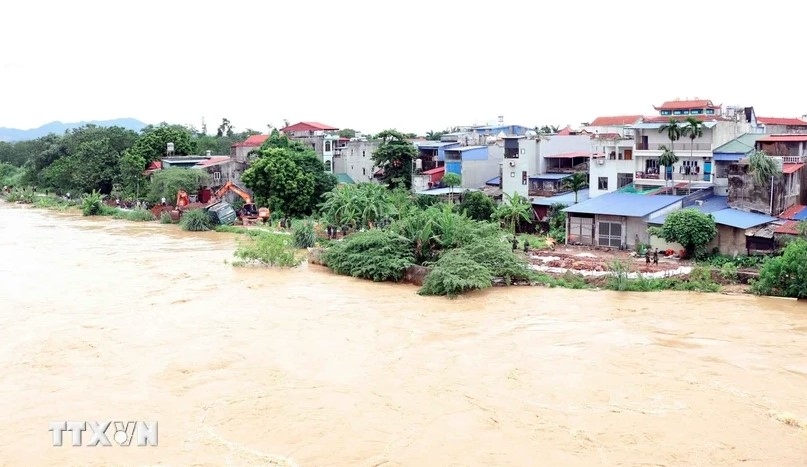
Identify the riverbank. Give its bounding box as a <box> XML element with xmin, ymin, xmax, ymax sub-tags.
<box><xmin>1</xmin><ymin>195</ymin><xmax>756</xmax><ymax>296</ymax></box>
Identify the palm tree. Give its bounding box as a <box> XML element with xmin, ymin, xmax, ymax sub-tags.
<box><xmin>496</xmin><ymin>192</ymin><xmax>533</xmax><ymax>235</ymax></box>
<box><xmin>563</xmin><ymin>172</ymin><xmax>588</xmax><ymax>203</ymax></box>
<box><xmin>681</xmin><ymin>117</ymin><xmax>704</xmax><ymax>194</ymax></box>
<box><xmin>659</xmin><ymin>118</ymin><xmax>682</xmax><ymax>185</ymax></box>
<box><xmin>658</xmin><ymin>145</ymin><xmax>679</xmax><ymax>188</ymax></box>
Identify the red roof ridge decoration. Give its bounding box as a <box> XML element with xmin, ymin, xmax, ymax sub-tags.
<box><xmin>280</xmin><ymin>121</ymin><xmax>339</xmax><ymax>132</ymax></box>
<box><xmin>589</xmin><ymin>115</ymin><xmax>643</xmax><ymax>126</ymax></box>
<box><xmin>642</xmin><ymin>114</ymin><xmax>730</xmax><ymax>123</ymax></box>
<box><xmin>653</xmin><ymin>99</ymin><xmax>720</xmax><ymax>111</ymax></box>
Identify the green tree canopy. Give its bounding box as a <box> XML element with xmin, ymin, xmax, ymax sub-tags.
<box><xmin>147</xmin><ymin>168</ymin><xmax>209</xmax><ymax>203</ymax></box>
<box><xmin>129</xmin><ymin>123</ymin><xmax>196</xmax><ymax>164</ymax></box>
<box><xmin>751</xmin><ymin>239</ymin><xmax>807</xmax><ymax>299</ymax></box>
<box><xmin>456</xmin><ymin>191</ymin><xmax>496</xmax><ymax>221</ymax></box>
<box><xmin>371</xmin><ymin>129</ymin><xmax>417</xmax><ymax>189</ymax></box>
<box><xmin>648</xmin><ymin>208</ymin><xmax>717</xmax><ymax>258</ymax></box>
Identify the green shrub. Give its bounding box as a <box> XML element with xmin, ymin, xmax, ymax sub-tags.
<box><xmin>460</xmin><ymin>237</ymin><xmax>536</xmax><ymax>284</ymax></box>
<box><xmin>419</xmin><ymin>248</ymin><xmax>493</xmax><ymax>297</ymax></box>
<box><xmin>160</xmin><ymin>211</ymin><xmax>173</xmax><ymax>224</ymax></box>
<box><xmin>324</xmin><ymin>229</ymin><xmax>414</xmax><ymax>282</ymax></box>
<box><xmin>720</xmin><ymin>263</ymin><xmax>738</xmax><ymax>282</ymax></box>
<box><xmin>751</xmin><ymin>239</ymin><xmax>807</xmax><ymax>298</ymax></box>
<box><xmin>81</xmin><ymin>191</ymin><xmax>105</xmax><ymax>216</ymax></box>
<box><xmin>292</xmin><ymin>220</ymin><xmax>317</xmax><ymax>248</ymax></box>
<box><xmin>6</xmin><ymin>186</ymin><xmax>35</xmax><ymax>204</ymax></box>
<box><xmin>33</xmin><ymin>195</ymin><xmax>71</xmax><ymax>210</ymax></box>
<box><xmin>179</xmin><ymin>209</ymin><xmax>212</xmax><ymax>231</ymax></box>
<box><xmin>113</xmin><ymin>208</ymin><xmax>155</xmax><ymax>222</ymax></box>
<box><xmin>233</xmin><ymin>232</ymin><xmax>302</xmax><ymax>268</ymax></box>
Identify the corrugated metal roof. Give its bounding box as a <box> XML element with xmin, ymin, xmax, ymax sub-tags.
<box><xmin>532</xmin><ymin>189</ymin><xmax>590</xmax><ymax>207</ymax></box>
<box><xmin>444</xmin><ymin>145</ymin><xmax>487</xmax><ymax>152</ymax></box>
<box><xmin>795</xmin><ymin>208</ymin><xmax>807</xmax><ymax>221</ymax></box>
<box><xmin>421</xmin><ymin>166</ymin><xmax>445</xmax><ymax>175</ymax></box>
<box><xmin>486</xmin><ymin>176</ymin><xmax>501</xmax><ymax>186</ymax></box>
<box><xmin>779</xmin><ymin>204</ymin><xmax>807</xmax><ymax>220</ymax></box>
<box><xmin>415</xmin><ymin>187</ymin><xmax>478</xmax><ymax>196</ymax></box>
<box><xmin>563</xmin><ymin>192</ymin><xmax>683</xmax><ymax>217</ymax></box>
<box><xmin>712</xmin><ymin>133</ymin><xmax>766</xmax><ymax>154</ymax></box>
<box><xmin>530</xmin><ymin>173</ymin><xmax>572</xmax><ymax>180</ymax></box>
<box><xmin>782</xmin><ymin>163</ymin><xmax>805</xmax><ymax>174</ymax></box>
<box><xmin>712</xmin><ymin>209</ymin><xmax>778</xmax><ymax>229</ymax></box>
<box><xmin>335</xmin><ymin>173</ymin><xmax>354</xmax><ymax>184</ymax></box>
<box><xmin>416</xmin><ymin>141</ymin><xmax>458</xmax><ymax>148</ymax></box>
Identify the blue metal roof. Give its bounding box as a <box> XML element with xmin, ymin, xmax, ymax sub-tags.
<box><xmin>532</xmin><ymin>189</ymin><xmax>590</xmax><ymax>207</ymax></box>
<box><xmin>530</xmin><ymin>173</ymin><xmax>571</xmax><ymax>180</ymax></box>
<box><xmin>563</xmin><ymin>192</ymin><xmax>684</xmax><ymax>217</ymax></box>
<box><xmin>684</xmin><ymin>195</ymin><xmax>728</xmax><ymax>213</ymax></box>
<box><xmin>794</xmin><ymin>209</ymin><xmax>807</xmax><ymax>221</ymax></box>
<box><xmin>649</xmin><ymin>202</ymin><xmax>778</xmax><ymax>229</ymax></box>
<box><xmin>712</xmin><ymin>209</ymin><xmax>778</xmax><ymax>229</ymax></box>
<box><xmin>485</xmin><ymin>176</ymin><xmax>500</xmax><ymax>186</ymax></box>
<box><xmin>416</xmin><ymin>141</ymin><xmax>458</xmax><ymax>149</ymax></box>
<box><xmin>444</xmin><ymin>145</ymin><xmax>487</xmax><ymax>151</ymax></box>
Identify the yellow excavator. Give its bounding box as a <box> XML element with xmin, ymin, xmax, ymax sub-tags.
<box><xmin>209</xmin><ymin>181</ymin><xmax>270</xmax><ymax>225</ymax></box>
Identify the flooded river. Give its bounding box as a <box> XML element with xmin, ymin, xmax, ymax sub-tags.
<box><xmin>0</xmin><ymin>203</ymin><xmax>805</xmax><ymax>466</ymax></box>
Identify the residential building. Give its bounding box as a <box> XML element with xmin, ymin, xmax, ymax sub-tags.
<box><xmin>230</xmin><ymin>134</ymin><xmax>268</xmax><ymax>162</ymax></box>
<box><xmin>151</xmin><ymin>154</ymin><xmax>250</xmax><ymax>203</ymax></box>
<box><xmin>583</xmin><ymin>115</ymin><xmax>641</xmax><ymax>198</ymax></box>
<box><xmin>756</xmin><ymin>117</ymin><xmax>807</xmax><ymax>134</ymax></box>
<box><xmin>562</xmin><ymin>192</ymin><xmax>684</xmax><ymax>248</ymax></box>
<box><xmin>531</xmin><ymin>189</ymin><xmax>590</xmax><ymax>221</ymax></box>
<box><xmin>756</xmin><ymin>134</ymin><xmax>807</xmax><ymax>162</ymax></box>
<box><xmin>648</xmin><ymin>196</ymin><xmax>778</xmax><ymax>256</ymax></box>
<box><xmin>726</xmin><ymin>155</ymin><xmax>803</xmax><ymax>216</ymax></box>
<box><xmin>500</xmin><ymin>134</ymin><xmax>592</xmax><ymax>201</ymax></box>
<box><xmin>443</xmin><ymin>145</ymin><xmax>501</xmax><ymax>189</ymax></box>
<box><xmin>710</xmin><ymin>133</ymin><xmax>767</xmax><ymax>196</ymax></box>
<box><xmin>414</xmin><ymin>141</ymin><xmax>459</xmax><ymax>171</ymax></box>
<box><xmin>280</xmin><ymin>121</ymin><xmax>339</xmax><ymax>162</ymax></box>
<box><xmin>332</xmin><ymin>140</ymin><xmax>381</xmax><ymax>185</ymax></box>
<box><xmin>631</xmin><ymin>99</ymin><xmax>752</xmax><ymax>191</ymax></box>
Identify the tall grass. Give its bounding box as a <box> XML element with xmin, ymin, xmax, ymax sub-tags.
<box><xmin>112</xmin><ymin>208</ymin><xmax>155</xmax><ymax>222</ymax></box>
<box><xmin>233</xmin><ymin>232</ymin><xmax>302</xmax><ymax>268</ymax></box>
<box><xmin>5</xmin><ymin>186</ymin><xmax>36</xmax><ymax>204</ymax></box>
<box><xmin>292</xmin><ymin>220</ymin><xmax>317</xmax><ymax>248</ymax></box>
<box><xmin>179</xmin><ymin>209</ymin><xmax>212</xmax><ymax>231</ymax></box>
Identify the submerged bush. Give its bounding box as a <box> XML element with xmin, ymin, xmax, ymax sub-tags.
<box><xmin>324</xmin><ymin>229</ymin><xmax>414</xmax><ymax>282</ymax></box>
<box><xmin>233</xmin><ymin>232</ymin><xmax>301</xmax><ymax>268</ymax></box>
<box><xmin>113</xmin><ymin>208</ymin><xmax>155</xmax><ymax>222</ymax></box>
<box><xmin>179</xmin><ymin>209</ymin><xmax>212</xmax><ymax>231</ymax></box>
<box><xmin>6</xmin><ymin>186</ymin><xmax>36</xmax><ymax>204</ymax></box>
<box><xmin>292</xmin><ymin>220</ymin><xmax>317</xmax><ymax>248</ymax></box>
<box><xmin>160</xmin><ymin>211</ymin><xmax>173</xmax><ymax>224</ymax></box>
<box><xmin>33</xmin><ymin>195</ymin><xmax>71</xmax><ymax>210</ymax></box>
<box><xmin>81</xmin><ymin>191</ymin><xmax>105</xmax><ymax>216</ymax></box>
<box><xmin>419</xmin><ymin>249</ymin><xmax>494</xmax><ymax>297</ymax></box>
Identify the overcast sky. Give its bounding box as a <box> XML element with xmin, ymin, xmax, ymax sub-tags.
<box><xmin>1</xmin><ymin>0</ymin><xmax>803</xmax><ymax>135</ymax></box>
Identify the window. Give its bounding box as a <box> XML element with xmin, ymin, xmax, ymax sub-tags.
<box><xmin>325</xmin><ymin>141</ymin><xmax>331</xmax><ymax>152</ymax></box>
<box><xmin>311</xmin><ymin>143</ymin><xmax>316</xmax><ymax>150</ymax></box>
<box><xmin>661</xmin><ymin>110</ymin><xmax>672</xmax><ymax>116</ymax></box>
<box><xmin>691</xmin><ymin>109</ymin><xmax>703</xmax><ymax>115</ymax></box>
<box><xmin>617</xmin><ymin>173</ymin><xmax>633</xmax><ymax>188</ymax></box>
<box><xmin>598</xmin><ymin>177</ymin><xmax>608</xmax><ymax>190</ymax></box>
<box><xmin>646</xmin><ymin>159</ymin><xmax>659</xmax><ymax>170</ymax></box>
<box><xmin>568</xmin><ymin>216</ymin><xmax>594</xmax><ymax>245</ymax></box>
<box><xmin>705</xmin><ymin>109</ymin><xmax>715</xmax><ymax>115</ymax></box>
<box><xmin>598</xmin><ymin>221</ymin><xmax>622</xmax><ymax>247</ymax></box>
<box><xmin>363</xmin><ymin>168</ymin><xmax>366</xmax><ymax>175</ymax></box>
<box><xmin>362</xmin><ymin>150</ymin><xmax>366</xmax><ymax>157</ymax></box>
<box><xmin>213</xmin><ymin>171</ymin><xmax>222</xmax><ymax>183</ymax></box>
<box><xmin>522</xmin><ymin>171</ymin><xmax>527</xmax><ymax>185</ymax></box>
<box><xmin>324</xmin><ymin>160</ymin><xmax>332</xmax><ymax>171</ymax></box>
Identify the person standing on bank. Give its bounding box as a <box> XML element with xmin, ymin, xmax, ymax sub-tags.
<box><xmin>652</xmin><ymin>248</ymin><xmax>659</xmax><ymax>265</ymax></box>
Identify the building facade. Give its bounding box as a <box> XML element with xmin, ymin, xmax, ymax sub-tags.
<box><xmin>333</xmin><ymin>140</ymin><xmax>381</xmax><ymax>185</ymax></box>
<box><xmin>442</xmin><ymin>146</ymin><xmax>501</xmax><ymax>189</ymax></box>
<box><xmin>280</xmin><ymin>121</ymin><xmax>340</xmax><ymax>164</ymax></box>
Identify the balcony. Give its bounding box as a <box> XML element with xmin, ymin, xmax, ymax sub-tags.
<box><xmin>635</xmin><ymin>142</ymin><xmax>712</xmax><ymax>152</ymax></box>
<box><xmin>781</xmin><ymin>155</ymin><xmax>807</xmax><ymax>164</ymax></box>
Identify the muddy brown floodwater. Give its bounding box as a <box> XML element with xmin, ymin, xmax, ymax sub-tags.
<box><xmin>0</xmin><ymin>203</ymin><xmax>806</xmax><ymax>466</ymax></box>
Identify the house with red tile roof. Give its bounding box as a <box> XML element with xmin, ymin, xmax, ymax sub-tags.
<box><xmin>756</xmin><ymin>117</ymin><xmax>807</xmax><ymax>134</ymax></box>
<box><xmin>279</xmin><ymin>121</ymin><xmax>340</xmax><ymax>171</ymax></box>
<box><xmin>230</xmin><ymin>134</ymin><xmax>269</xmax><ymax>162</ymax></box>
<box><xmin>630</xmin><ymin>98</ymin><xmax>754</xmax><ymax>193</ymax></box>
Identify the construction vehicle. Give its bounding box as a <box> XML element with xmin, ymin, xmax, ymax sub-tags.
<box><xmin>210</xmin><ymin>181</ymin><xmax>270</xmax><ymax>225</ymax></box>
<box><xmin>167</xmin><ymin>190</ymin><xmax>192</xmax><ymax>222</ymax></box>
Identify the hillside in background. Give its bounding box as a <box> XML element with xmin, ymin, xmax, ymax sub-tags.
<box><xmin>0</xmin><ymin>118</ymin><xmax>149</xmax><ymax>142</ymax></box>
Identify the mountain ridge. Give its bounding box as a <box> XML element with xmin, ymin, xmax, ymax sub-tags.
<box><xmin>0</xmin><ymin>118</ymin><xmax>149</xmax><ymax>142</ymax></box>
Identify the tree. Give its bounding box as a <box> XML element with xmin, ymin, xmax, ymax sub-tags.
<box><xmin>147</xmin><ymin>168</ymin><xmax>209</xmax><ymax>203</ymax></box>
<box><xmin>751</xmin><ymin>239</ymin><xmax>807</xmax><ymax>299</ymax></box>
<box><xmin>648</xmin><ymin>208</ymin><xmax>717</xmax><ymax>259</ymax></box>
<box><xmin>659</xmin><ymin>118</ymin><xmax>682</xmax><ymax>185</ymax></box>
<box><xmin>339</xmin><ymin>129</ymin><xmax>358</xmax><ymax>139</ymax></box>
<box><xmin>536</xmin><ymin>125</ymin><xmax>560</xmax><ymax>134</ymax></box>
<box><xmin>216</xmin><ymin>118</ymin><xmax>234</xmax><ymax>137</ymax></box>
<box><xmin>129</xmin><ymin>123</ymin><xmax>196</xmax><ymax>163</ymax></box>
<box><xmin>425</xmin><ymin>130</ymin><xmax>446</xmax><ymax>141</ymax></box>
<box><xmin>563</xmin><ymin>172</ymin><xmax>587</xmax><ymax>203</ymax></box>
<box><xmin>457</xmin><ymin>191</ymin><xmax>496</xmax><ymax>222</ymax></box>
<box><xmin>241</xmin><ymin>148</ymin><xmax>315</xmax><ymax>217</ymax></box>
<box><xmin>496</xmin><ymin>192</ymin><xmax>533</xmax><ymax>234</ymax></box>
<box><xmin>657</xmin><ymin>145</ymin><xmax>679</xmax><ymax>187</ymax></box>
<box><xmin>748</xmin><ymin>150</ymin><xmax>782</xmax><ymax>188</ymax></box>
<box><xmin>371</xmin><ymin>129</ymin><xmax>418</xmax><ymax>189</ymax></box>
<box><xmin>442</xmin><ymin>172</ymin><xmax>461</xmax><ymax>203</ymax></box>
<box><xmin>681</xmin><ymin>117</ymin><xmax>704</xmax><ymax>194</ymax></box>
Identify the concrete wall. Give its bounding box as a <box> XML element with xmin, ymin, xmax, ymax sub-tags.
<box><xmin>650</xmin><ymin>224</ymin><xmax>747</xmax><ymax>257</ymax></box>
<box><xmin>206</xmin><ymin>160</ymin><xmax>251</xmax><ymax>203</ymax></box>
<box><xmin>336</xmin><ymin>140</ymin><xmax>380</xmax><ymax>184</ymax></box>
<box><xmin>462</xmin><ymin>159</ymin><xmax>500</xmax><ymax>189</ymax></box>
<box><xmin>727</xmin><ymin>163</ymin><xmax>790</xmax><ymax>215</ymax></box>
<box><xmin>589</xmin><ymin>159</ymin><xmax>636</xmax><ymax>198</ymax></box>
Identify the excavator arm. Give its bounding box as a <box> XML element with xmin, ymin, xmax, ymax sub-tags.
<box><xmin>214</xmin><ymin>181</ymin><xmax>253</xmax><ymax>204</ymax></box>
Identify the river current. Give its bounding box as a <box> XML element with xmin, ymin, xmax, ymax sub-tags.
<box><xmin>0</xmin><ymin>203</ymin><xmax>805</xmax><ymax>466</ymax></box>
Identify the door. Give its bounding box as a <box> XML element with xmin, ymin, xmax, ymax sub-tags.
<box><xmin>641</xmin><ymin>136</ymin><xmax>649</xmax><ymax>150</ymax></box>
<box><xmin>623</xmin><ymin>149</ymin><xmax>633</xmax><ymax>160</ymax></box>
<box><xmin>704</xmin><ymin>160</ymin><xmax>712</xmax><ymax>181</ymax></box>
